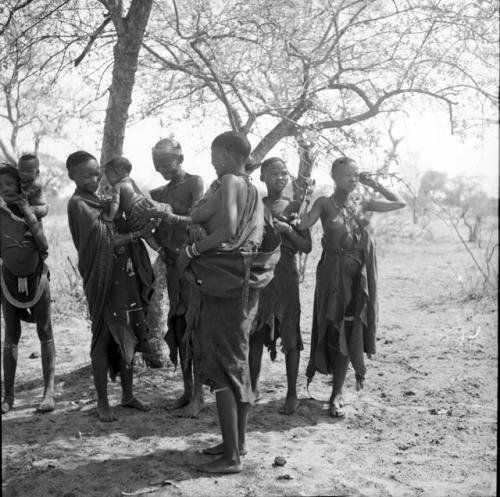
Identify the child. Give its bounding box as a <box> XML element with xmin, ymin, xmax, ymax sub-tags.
<box><xmin>299</xmin><ymin>156</ymin><xmax>405</xmax><ymax>417</ymax></box>
<box><xmin>177</xmin><ymin>131</ymin><xmax>279</xmax><ymax>474</ymax></box>
<box><xmin>17</xmin><ymin>154</ymin><xmax>48</xmax><ymax>219</ymax></box>
<box><xmin>249</xmin><ymin>157</ymin><xmax>311</xmax><ymax>415</ymax></box>
<box><xmin>66</xmin><ymin>151</ymin><xmax>154</xmax><ymax>422</ymax></box>
<box><xmin>102</xmin><ymin>156</ymin><xmax>161</xmax><ymax>251</ymax></box>
<box><xmin>146</xmin><ymin>138</ymin><xmax>205</xmax><ymax>416</ymax></box>
<box><xmin>0</xmin><ymin>165</ymin><xmax>55</xmax><ymax>414</ymax></box>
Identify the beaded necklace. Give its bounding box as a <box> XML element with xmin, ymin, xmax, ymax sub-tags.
<box><xmin>331</xmin><ymin>194</ymin><xmax>361</xmax><ymax>244</ymax></box>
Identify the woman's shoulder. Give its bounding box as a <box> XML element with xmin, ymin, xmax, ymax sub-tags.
<box><xmin>313</xmin><ymin>195</ymin><xmax>332</xmax><ymax>209</ymax></box>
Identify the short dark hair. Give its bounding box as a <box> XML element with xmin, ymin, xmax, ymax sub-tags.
<box><xmin>18</xmin><ymin>154</ymin><xmax>39</xmax><ymax>169</ymax></box>
<box><xmin>66</xmin><ymin>151</ymin><xmax>97</xmax><ymax>170</ymax></box>
<box><xmin>331</xmin><ymin>156</ymin><xmax>356</xmax><ymax>175</ymax></box>
<box><xmin>0</xmin><ymin>165</ymin><xmax>21</xmax><ymax>189</ymax></box>
<box><xmin>261</xmin><ymin>157</ymin><xmax>286</xmax><ymax>173</ymax></box>
<box><xmin>103</xmin><ymin>156</ymin><xmax>132</xmax><ymax>175</ymax></box>
<box><xmin>212</xmin><ymin>131</ymin><xmax>251</xmax><ymax>160</ymax></box>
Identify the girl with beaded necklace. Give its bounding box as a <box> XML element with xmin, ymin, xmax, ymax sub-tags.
<box><xmin>299</xmin><ymin>156</ymin><xmax>406</xmax><ymax>417</ymax></box>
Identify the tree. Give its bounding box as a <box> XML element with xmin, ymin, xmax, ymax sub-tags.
<box><xmin>1</xmin><ymin>0</ymin><xmax>154</xmax><ymax>166</ymax></box>
<box><xmin>95</xmin><ymin>0</ymin><xmax>153</xmax><ymax>165</ymax></box>
<box><xmin>444</xmin><ymin>175</ymin><xmax>490</xmax><ymax>243</ymax></box>
<box><xmin>142</xmin><ymin>0</ymin><xmax>498</xmax><ymax>171</ymax></box>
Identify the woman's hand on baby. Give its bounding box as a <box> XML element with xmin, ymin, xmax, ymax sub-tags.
<box><xmin>13</xmin><ymin>195</ymin><xmax>31</xmax><ymax>213</ymax></box>
<box><xmin>135</xmin><ymin>199</ymin><xmax>173</xmax><ymax>218</ymax></box>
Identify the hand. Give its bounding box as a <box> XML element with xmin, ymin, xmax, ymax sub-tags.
<box><xmin>176</xmin><ymin>246</ymin><xmax>191</xmax><ymax>275</ymax></box>
<box><xmin>359</xmin><ymin>172</ymin><xmax>379</xmax><ymax>190</ymax></box>
<box><xmin>274</xmin><ymin>219</ymin><xmax>293</xmax><ymax>235</ymax></box>
<box><xmin>134</xmin><ymin>199</ymin><xmax>172</xmax><ymax>218</ymax></box>
<box><xmin>287</xmin><ymin>212</ymin><xmax>301</xmax><ymax>228</ymax></box>
<box><xmin>137</xmin><ymin>220</ymin><xmax>159</xmax><ymax>239</ymax></box>
<box><xmin>13</xmin><ymin>195</ymin><xmax>30</xmax><ymax>212</ymax></box>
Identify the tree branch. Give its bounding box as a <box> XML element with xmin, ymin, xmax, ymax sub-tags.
<box><xmin>0</xmin><ymin>0</ymin><xmax>36</xmax><ymax>36</ymax></box>
<box><xmin>74</xmin><ymin>16</ymin><xmax>112</xmax><ymax>67</ymax></box>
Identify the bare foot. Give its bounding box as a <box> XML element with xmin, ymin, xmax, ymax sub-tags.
<box><xmin>169</xmin><ymin>391</ymin><xmax>191</xmax><ymax>410</ymax></box>
<box><xmin>202</xmin><ymin>443</ymin><xmax>247</xmax><ymax>456</ymax></box>
<box><xmin>121</xmin><ymin>397</ymin><xmax>151</xmax><ymax>411</ymax></box>
<box><xmin>179</xmin><ymin>396</ymin><xmax>204</xmax><ymax>418</ymax></box>
<box><xmin>279</xmin><ymin>395</ymin><xmax>299</xmax><ymax>415</ymax></box>
<box><xmin>356</xmin><ymin>375</ymin><xmax>365</xmax><ymax>391</ymax></box>
<box><xmin>36</xmin><ymin>392</ymin><xmax>55</xmax><ymax>412</ymax></box>
<box><xmin>198</xmin><ymin>457</ymin><xmax>242</xmax><ymax>474</ymax></box>
<box><xmin>1</xmin><ymin>397</ymin><xmax>14</xmax><ymax>414</ymax></box>
<box><xmin>254</xmin><ymin>389</ymin><xmax>263</xmax><ymax>403</ymax></box>
<box><xmin>329</xmin><ymin>393</ymin><xmax>345</xmax><ymax>418</ymax></box>
<box><xmin>97</xmin><ymin>402</ymin><xmax>118</xmax><ymax>422</ymax></box>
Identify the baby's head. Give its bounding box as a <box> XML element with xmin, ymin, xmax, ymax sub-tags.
<box><xmin>103</xmin><ymin>156</ymin><xmax>132</xmax><ymax>185</ymax></box>
<box><xmin>18</xmin><ymin>154</ymin><xmax>40</xmax><ymax>184</ymax></box>
<box><xmin>0</xmin><ymin>164</ymin><xmax>21</xmax><ymax>202</ymax></box>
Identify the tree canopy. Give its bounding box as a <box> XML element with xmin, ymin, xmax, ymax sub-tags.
<box><xmin>0</xmin><ymin>0</ymin><xmax>498</xmax><ymax>173</ymax></box>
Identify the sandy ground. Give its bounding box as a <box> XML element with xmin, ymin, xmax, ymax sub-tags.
<box><xmin>1</xmin><ymin>214</ymin><xmax>497</xmax><ymax>497</ymax></box>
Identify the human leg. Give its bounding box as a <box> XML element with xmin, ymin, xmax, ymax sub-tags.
<box><xmin>249</xmin><ymin>326</ymin><xmax>266</xmax><ymax>400</ymax></box>
<box><xmin>168</xmin><ymin>314</ymin><xmax>204</xmax><ymax>417</ymax></box>
<box><xmin>33</xmin><ymin>288</ymin><xmax>55</xmax><ymax>412</ymax></box>
<box><xmin>170</xmin><ymin>314</ymin><xmax>193</xmax><ymax>409</ymax></box>
<box><xmin>326</xmin><ymin>324</ymin><xmax>349</xmax><ymax>418</ymax></box>
<box><xmin>120</xmin><ymin>355</ymin><xmax>150</xmax><ymax>412</ymax></box>
<box><xmin>280</xmin><ymin>346</ymin><xmax>300</xmax><ymax>415</ymax></box>
<box><xmin>1</xmin><ymin>301</ymin><xmax>22</xmax><ymax>413</ymax></box>
<box><xmin>198</xmin><ymin>386</ymin><xmax>242</xmax><ymax>474</ymax></box>
<box><xmin>179</xmin><ymin>359</ymin><xmax>205</xmax><ymax>418</ymax></box>
<box><xmin>90</xmin><ymin>326</ymin><xmax>117</xmax><ymax>422</ymax></box>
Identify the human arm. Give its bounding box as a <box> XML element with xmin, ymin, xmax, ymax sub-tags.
<box><xmin>297</xmin><ymin>197</ymin><xmax>325</xmax><ymax>230</ymax></box>
<box><xmin>194</xmin><ymin>174</ymin><xmax>240</xmax><ymax>253</ymax></box>
<box><xmin>30</xmin><ymin>204</ymin><xmax>49</xmax><ymax>219</ymax></box>
<box><xmin>105</xmin><ymin>183</ymin><xmax>121</xmax><ymax>220</ymax></box>
<box><xmin>274</xmin><ymin>218</ymin><xmax>312</xmax><ymax>253</ymax></box>
<box><xmin>15</xmin><ymin>197</ymin><xmax>48</xmax><ymax>255</ymax></box>
<box><xmin>23</xmin><ymin>186</ymin><xmax>49</xmax><ymax>219</ymax></box>
<box><xmin>359</xmin><ymin>173</ymin><xmax>406</xmax><ymax>213</ymax></box>
<box><xmin>111</xmin><ymin>220</ymin><xmax>157</xmax><ymax>248</ymax></box>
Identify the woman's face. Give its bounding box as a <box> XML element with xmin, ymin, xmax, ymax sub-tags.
<box><xmin>332</xmin><ymin>161</ymin><xmax>359</xmax><ymax>193</ymax></box>
<box><xmin>262</xmin><ymin>161</ymin><xmax>289</xmax><ymax>192</ymax></box>
<box><xmin>69</xmin><ymin>159</ymin><xmax>101</xmax><ymax>193</ymax></box>
<box><xmin>0</xmin><ymin>174</ymin><xmax>20</xmax><ymax>202</ymax></box>
<box><xmin>153</xmin><ymin>154</ymin><xmax>182</xmax><ymax>181</ymax></box>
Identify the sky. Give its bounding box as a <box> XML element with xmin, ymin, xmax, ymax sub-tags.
<box><xmin>112</xmin><ymin>110</ymin><xmax>499</xmax><ymax>197</ymax></box>
<box><xmin>4</xmin><ymin>101</ymin><xmax>498</xmax><ymax>198</ymax></box>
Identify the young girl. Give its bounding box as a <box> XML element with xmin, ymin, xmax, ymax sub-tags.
<box><xmin>0</xmin><ymin>165</ymin><xmax>55</xmax><ymax>414</ymax></box>
<box><xmin>66</xmin><ymin>151</ymin><xmax>154</xmax><ymax>422</ymax></box>
<box><xmin>299</xmin><ymin>156</ymin><xmax>405</xmax><ymax>417</ymax></box>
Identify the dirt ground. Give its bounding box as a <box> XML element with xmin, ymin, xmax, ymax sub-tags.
<box><xmin>1</xmin><ymin>214</ymin><xmax>497</xmax><ymax>497</ymax></box>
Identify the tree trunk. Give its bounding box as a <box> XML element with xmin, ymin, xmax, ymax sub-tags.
<box><xmin>251</xmin><ymin>119</ymin><xmax>296</xmax><ymax>164</ymax></box>
<box><xmin>100</xmin><ymin>1</ymin><xmax>153</xmax><ymax>166</ymax></box>
<box><xmin>293</xmin><ymin>134</ymin><xmax>315</xmax><ymax>202</ymax></box>
<box><xmin>412</xmin><ymin>197</ymin><xmax>418</xmax><ymax>224</ymax></box>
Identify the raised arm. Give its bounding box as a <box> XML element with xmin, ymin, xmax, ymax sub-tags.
<box><xmin>360</xmin><ymin>175</ymin><xmax>406</xmax><ymax>213</ymax></box>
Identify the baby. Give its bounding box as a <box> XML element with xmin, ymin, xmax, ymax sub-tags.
<box><xmin>16</xmin><ymin>154</ymin><xmax>48</xmax><ymax>219</ymax></box>
<box><xmin>103</xmin><ymin>156</ymin><xmax>161</xmax><ymax>251</ymax></box>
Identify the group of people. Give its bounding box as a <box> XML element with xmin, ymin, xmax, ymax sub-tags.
<box><xmin>0</xmin><ymin>131</ymin><xmax>405</xmax><ymax>474</ymax></box>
